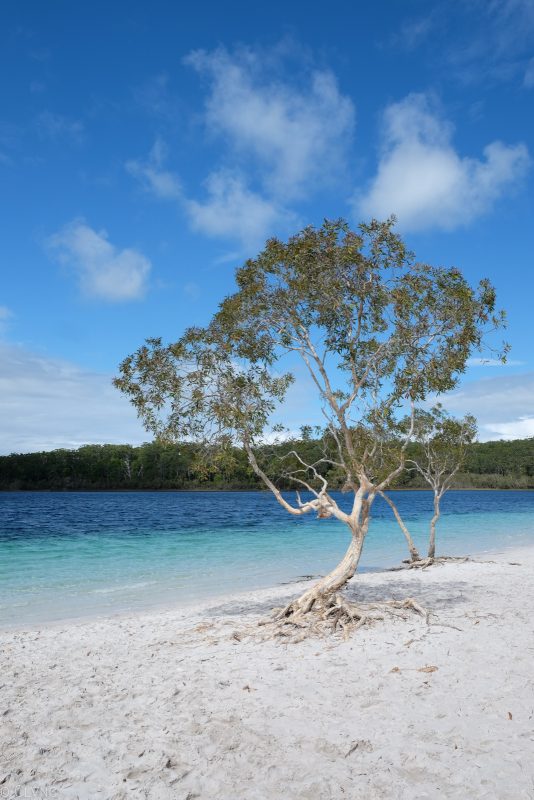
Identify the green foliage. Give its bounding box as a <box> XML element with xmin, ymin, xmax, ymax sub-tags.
<box><xmin>114</xmin><ymin>333</ymin><xmax>293</xmax><ymax>448</ymax></box>
<box><xmin>113</xmin><ymin>218</ymin><xmax>505</xmax><ymax>499</ymax></box>
<box><xmin>408</xmin><ymin>405</ymin><xmax>477</xmax><ymax>488</ymax></box>
<box><xmin>1</xmin><ymin>437</ymin><xmax>533</xmax><ymax>491</ymax></box>
<box><xmin>465</xmin><ymin>437</ymin><xmax>534</xmax><ymax>478</ymax></box>
<box><xmin>0</xmin><ymin>441</ymin><xmax>260</xmax><ymax>491</ymax></box>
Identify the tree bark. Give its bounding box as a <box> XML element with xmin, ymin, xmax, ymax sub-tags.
<box><xmin>243</xmin><ymin>438</ymin><xmax>374</xmax><ymax>619</ymax></box>
<box><xmin>379</xmin><ymin>491</ymin><xmax>421</xmax><ymax>562</ymax></box>
<box><xmin>428</xmin><ymin>491</ymin><xmax>441</xmax><ymax>559</ymax></box>
<box><xmin>281</xmin><ymin>524</ymin><xmax>366</xmax><ymax>617</ymax></box>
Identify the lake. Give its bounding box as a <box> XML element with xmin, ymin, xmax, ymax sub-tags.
<box><xmin>0</xmin><ymin>489</ymin><xmax>533</xmax><ymax>626</ymax></box>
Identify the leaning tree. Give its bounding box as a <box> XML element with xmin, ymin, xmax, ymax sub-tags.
<box><xmin>115</xmin><ymin>219</ymin><xmax>504</xmax><ymax>628</ymax></box>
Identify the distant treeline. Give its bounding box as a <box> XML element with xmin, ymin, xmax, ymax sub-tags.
<box><xmin>1</xmin><ymin>437</ymin><xmax>533</xmax><ymax>491</ymax></box>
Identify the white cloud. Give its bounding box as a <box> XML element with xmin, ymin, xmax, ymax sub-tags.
<box><xmin>356</xmin><ymin>93</ymin><xmax>530</xmax><ymax>231</ymax></box>
<box><xmin>48</xmin><ymin>220</ymin><xmax>151</xmax><ymax>302</ymax></box>
<box><xmin>126</xmin><ymin>138</ymin><xmax>181</xmax><ymax>200</ymax></box>
<box><xmin>485</xmin><ymin>416</ymin><xmax>534</xmax><ymax>438</ymax></box>
<box><xmin>127</xmin><ymin>142</ymin><xmax>287</xmax><ymax>252</ymax></box>
<box><xmin>0</xmin><ymin>343</ymin><xmax>146</xmax><ymax>454</ymax></box>
<box><xmin>185</xmin><ymin>46</ymin><xmax>355</xmax><ymax>200</ymax></box>
<box><xmin>185</xmin><ymin>170</ymin><xmax>296</xmax><ymax>251</ymax></box>
<box><xmin>128</xmin><ymin>46</ymin><xmax>354</xmax><ymax>251</ymax></box>
<box><xmin>440</xmin><ymin>371</ymin><xmax>534</xmax><ymax>440</ymax></box>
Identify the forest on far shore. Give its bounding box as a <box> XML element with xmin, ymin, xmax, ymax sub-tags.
<box><xmin>0</xmin><ymin>436</ymin><xmax>533</xmax><ymax>491</ymax></box>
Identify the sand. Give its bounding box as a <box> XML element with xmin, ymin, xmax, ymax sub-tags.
<box><xmin>1</xmin><ymin>545</ymin><xmax>534</xmax><ymax>800</ymax></box>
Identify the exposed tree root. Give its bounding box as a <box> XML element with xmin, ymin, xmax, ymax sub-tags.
<box><xmin>257</xmin><ymin>593</ymin><xmax>429</xmax><ymax>642</ymax></box>
<box><xmin>391</xmin><ymin>555</ymin><xmax>470</xmax><ymax>571</ymax></box>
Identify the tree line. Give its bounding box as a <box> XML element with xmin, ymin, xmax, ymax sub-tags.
<box><xmin>1</xmin><ymin>435</ymin><xmax>533</xmax><ymax>491</ymax></box>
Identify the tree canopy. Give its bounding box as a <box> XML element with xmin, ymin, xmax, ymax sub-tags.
<box><xmin>115</xmin><ymin>219</ymin><xmax>504</xmax><ymax>495</ymax></box>
<box><xmin>114</xmin><ymin>218</ymin><xmax>506</xmax><ymax>625</ymax></box>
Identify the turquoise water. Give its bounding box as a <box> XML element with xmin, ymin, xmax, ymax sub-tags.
<box><xmin>0</xmin><ymin>490</ymin><xmax>533</xmax><ymax>626</ymax></box>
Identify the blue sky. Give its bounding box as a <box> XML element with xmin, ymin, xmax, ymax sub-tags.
<box><xmin>1</xmin><ymin>0</ymin><xmax>534</xmax><ymax>452</ymax></box>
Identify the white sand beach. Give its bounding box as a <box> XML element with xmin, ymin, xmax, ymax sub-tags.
<box><xmin>1</xmin><ymin>546</ymin><xmax>534</xmax><ymax>800</ymax></box>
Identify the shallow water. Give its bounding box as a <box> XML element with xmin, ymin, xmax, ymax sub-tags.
<box><xmin>0</xmin><ymin>490</ymin><xmax>533</xmax><ymax>626</ymax></box>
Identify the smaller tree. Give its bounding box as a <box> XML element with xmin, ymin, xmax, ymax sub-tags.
<box><xmin>383</xmin><ymin>406</ymin><xmax>476</xmax><ymax>565</ymax></box>
<box><xmin>411</xmin><ymin>406</ymin><xmax>477</xmax><ymax>560</ymax></box>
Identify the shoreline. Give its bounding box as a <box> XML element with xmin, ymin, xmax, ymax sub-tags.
<box><xmin>2</xmin><ymin>486</ymin><xmax>534</xmax><ymax>492</ymax></box>
<box><xmin>1</xmin><ymin>545</ymin><xmax>534</xmax><ymax>798</ymax></box>
<box><xmin>2</xmin><ymin>537</ymin><xmax>533</xmax><ymax>633</ymax></box>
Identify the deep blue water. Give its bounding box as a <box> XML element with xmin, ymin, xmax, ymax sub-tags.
<box><xmin>0</xmin><ymin>490</ymin><xmax>533</xmax><ymax>626</ymax></box>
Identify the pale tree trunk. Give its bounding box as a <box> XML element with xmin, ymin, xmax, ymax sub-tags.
<box><xmin>281</xmin><ymin>500</ymin><xmax>374</xmax><ymax>617</ymax></box>
<box><xmin>243</xmin><ymin>439</ymin><xmax>373</xmax><ymax>619</ymax></box>
<box><xmin>285</xmin><ymin>532</ymin><xmax>365</xmax><ymax>615</ymax></box>
<box><xmin>428</xmin><ymin>490</ymin><xmax>441</xmax><ymax>559</ymax></box>
<box><xmin>379</xmin><ymin>491</ymin><xmax>421</xmax><ymax>562</ymax></box>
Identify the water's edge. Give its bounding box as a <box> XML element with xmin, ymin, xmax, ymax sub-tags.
<box><xmin>1</xmin><ymin>490</ymin><xmax>533</xmax><ymax>627</ymax></box>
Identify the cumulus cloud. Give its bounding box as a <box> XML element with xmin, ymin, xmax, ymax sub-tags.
<box><xmin>127</xmin><ymin>141</ymin><xmax>284</xmax><ymax>251</ymax></box>
<box><xmin>126</xmin><ymin>138</ymin><xmax>181</xmax><ymax>200</ymax></box>
<box><xmin>440</xmin><ymin>371</ymin><xmax>534</xmax><ymax>440</ymax></box>
<box><xmin>127</xmin><ymin>45</ymin><xmax>354</xmax><ymax>252</ymax></box>
<box><xmin>184</xmin><ymin>45</ymin><xmax>355</xmax><ymax>200</ymax></box>
<box><xmin>185</xmin><ymin>170</ymin><xmax>296</xmax><ymax>251</ymax></box>
<box><xmin>48</xmin><ymin>220</ymin><xmax>151</xmax><ymax>302</ymax></box>
<box><xmin>0</xmin><ymin>342</ymin><xmax>146</xmax><ymax>454</ymax></box>
<box><xmin>357</xmin><ymin>94</ymin><xmax>530</xmax><ymax>231</ymax></box>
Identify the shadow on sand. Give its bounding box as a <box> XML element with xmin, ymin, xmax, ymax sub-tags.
<box><xmin>204</xmin><ymin>572</ymin><xmax>474</xmax><ymax>619</ymax></box>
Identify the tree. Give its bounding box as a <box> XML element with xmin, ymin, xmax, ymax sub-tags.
<box><xmin>413</xmin><ymin>406</ymin><xmax>477</xmax><ymax>561</ymax></box>
<box><xmin>115</xmin><ymin>218</ymin><xmax>504</xmax><ymax>630</ymax></box>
